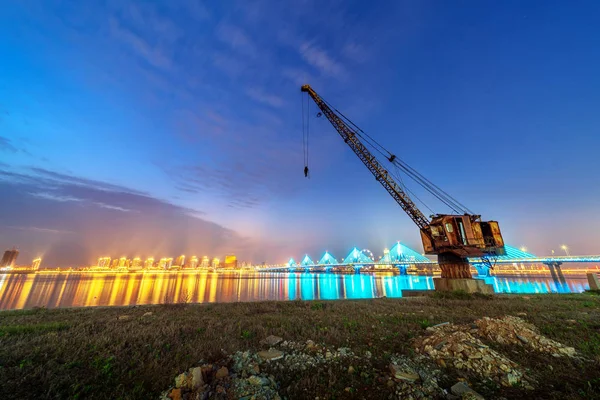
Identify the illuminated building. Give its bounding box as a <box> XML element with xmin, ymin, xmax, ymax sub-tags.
<box><xmin>1</xmin><ymin>248</ymin><xmax>19</xmax><ymax>268</ymax></box>
<box><xmin>131</xmin><ymin>257</ymin><xmax>142</xmax><ymax>268</ymax></box>
<box><xmin>144</xmin><ymin>257</ymin><xmax>155</xmax><ymax>269</ymax></box>
<box><xmin>211</xmin><ymin>258</ymin><xmax>220</xmax><ymax>268</ymax></box>
<box><xmin>32</xmin><ymin>257</ymin><xmax>42</xmax><ymax>270</ymax></box>
<box><xmin>201</xmin><ymin>256</ymin><xmax>210</xmax><ymax>268</ymax></box>
<box><xmin>175</xmin><ymin>255</ymin><xmax>185</xmax><ymax>267</ymax></box>
<box><xmin>158</xmin><ymin>258</ymin><xmax>173</xmax><ymax>269</ymax></box>
<box><xmin>97</xmin><ymin>257</ymin><xmax>111</xmax><ymax>269</ymax></box>
<box><xmin>118</xmin><ymin>257</ymin><xmax>127</xmax><ymax>268</ymax></box>
<box><xmin>110</xmin><ymin>259</ymin><xmax>119</xmax><ymax>269</ymax></box>
<box><xmin>224</xmin><ymin>255</ymin><xmax>238</xmax><ymax>269</ymax></box>
<box><xmin>186</xmin><ymin>256</ymin><xmax>199</xmax><ymax>269</ymax></box>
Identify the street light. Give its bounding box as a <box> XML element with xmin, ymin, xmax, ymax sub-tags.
<box><xmin>520</xmin><ymin>246</ymin><xmax>528</xmax><ymax>252</ymax></box>
<box><xmin>561</xmin><ymin>245</ymin><xmax>570</xmax><ymax>256</ymax></box>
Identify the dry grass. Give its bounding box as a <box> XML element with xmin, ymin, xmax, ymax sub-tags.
<box><xmin>0</xmin><ymin>293</ymin><xmax>599</xmax><ymax>399</ymax></box>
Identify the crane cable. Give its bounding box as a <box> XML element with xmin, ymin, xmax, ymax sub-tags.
<box><xmin>321</xmin><ymin>96</ymin><xmax>472</xmax><ymax>214</ymax></box>
<box><xmin>301</xmin><ymin>93</ymin><xmax>309</xmax><ymax>178</ymax></box>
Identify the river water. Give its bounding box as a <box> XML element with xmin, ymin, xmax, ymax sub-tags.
<box><xmin>0</xmin><ymin>272</ymin><xmax>590</xmax><ymax>310</ymax></box>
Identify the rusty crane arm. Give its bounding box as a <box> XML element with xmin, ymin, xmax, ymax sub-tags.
<box><xmin>301</xmin><ymin>84</ymin><xmax>431</xmax><ymax>231</ymax></box>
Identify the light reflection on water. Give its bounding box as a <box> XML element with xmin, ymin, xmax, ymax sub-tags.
<box><xmin>0</xmin><ymin>272</ymin><xmax>590</xmax><ymax>310</ymax></box>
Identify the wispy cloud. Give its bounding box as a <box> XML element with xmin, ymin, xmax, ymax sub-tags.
<box><xmin>108</xmin><ymin>17</ymin><xmax>172</xmax><ymax>69</ymax></box>
<box><xmin>8</xmin><ymin>226</ymin><xmax>75</xmax><ymax>235</ymax></box>
<box><xmin>216</xmin><ymin>23</ymin><xmax>257</xmax><ymax>57</ymax></box>
<box><xmin>0</xmin><ymin>136</ymin><xmax>18</xmax><ymax>153</ymax></box>
<box><xmin>245</xmin><ymin>87</ymin><xmax>285</xmax><ymax>108</ymax></box>
<box><xmin>299</xmin><ymin>42</ymin><xmax>346</xmax><ymax>77</ymax></box>
<box><xmin>342</xmin><ymin>42</ymin><xmax>368</xmax><ymax>63</ymax></box>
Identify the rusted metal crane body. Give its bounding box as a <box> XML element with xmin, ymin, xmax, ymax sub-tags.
<box><xmin>301</xmin><ymin>84</ymin><xmax>505</xmax><ymax>279</ymax></box>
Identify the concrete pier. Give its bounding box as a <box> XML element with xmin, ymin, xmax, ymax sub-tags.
<box><xmin>587</xmin><ymin>273</ymin><xmax>600</xmax><ymax>291</ymax></box>
<box><xmin>433</xmin><ymin>278</ymin><xmax>495</xmax><ymax>294</ymax></box>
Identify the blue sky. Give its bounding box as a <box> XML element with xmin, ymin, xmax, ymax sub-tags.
<box><xmin>1</xmin><ymin>1</ymin><xmax>599</xmax><ymax>266</ymax></box>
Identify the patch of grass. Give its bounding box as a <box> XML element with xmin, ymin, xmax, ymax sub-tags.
<box><xmin>0</xmin><ymin>294</ymin><xmax>599</xmax><ymax>399</ymax></box>
<box><xmin>240</xmin><ymin>329</ymin><xmax>254</xmax><ymax>340</ymax></box>
<box><xmin>419</xmin><ymin>319</ymin><xmax>433</xmax><ymax>329</ymax></box>
<box><xmin>432</xmin><ymin>290</ymin><xmax>492</xmax><ymax>300</ymax></box>
<box><xmin>0</xmin><ymin>322</ymin><xmax>69</xmax><ymax>336</ymax></box>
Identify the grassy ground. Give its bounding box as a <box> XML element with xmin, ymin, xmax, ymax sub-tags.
<box><xmin>1</xmin><ymin>293</ymin><xmax>600</xmax><ymax>399</ymax></box>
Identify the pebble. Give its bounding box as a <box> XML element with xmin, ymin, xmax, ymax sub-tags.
<box><xmin>258</xmin><ymin>350</ymin><xmax>284</xmax><ymax>361</ymax></box>
<box><xmin>262</xmin><ymin>335</ymin><xmax>283</xmax><ymax>346</ymax></box>
<box><xmin>215</xmin><ymin>366</ymin><xmax>228</xmax><ymax>379</ymax></box>
<box><xmin>451</xmin><ymin>382</ymin><xmax>484</xmax><ymax>400</ymax></box>
<box><xmin>168</xmin><ymin>388</ymin><xmax>181</xmax><ymax>400</ymax></box>
<box><xmin>117</xmin><ymin>315</ymin><xmax>131</xmax><ymax>320</ymax></box>
<box><xmin>142</xmin><ymin>311</ymin><xmax>153</xmax><ymax>317</ymax></box>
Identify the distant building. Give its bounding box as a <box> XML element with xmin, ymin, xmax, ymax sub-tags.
<box><xmin>158</xmin><ymin>257</ymin><xmax>173</xmax><ymax>269</ymax></box>
<box><xmin>32</xmin><ymin>257</ymin><xmax>42</xmax><ymax>270</ymax></box>
<box><xmin>175</xmin><ymin>255</ymin><xmax>185</xmax><ymax>267</ymax></box>
<box><xmin>201</xmin><ymin>256</ymin><xmax>210</xmax><ymax>268</ymax></box>
<box><xmin>131</xmin><ymin>257</ymin><xmax>142</xmax><ymax>269</ymax></box>
<box><xmin>97</xmin><ymin>257</ymin><xmax>111</xmax><ymax>269</ymax></box>
<box><xmin>118</xmin><ymin>257</ymin><xmax>127</xmax><ymax>268</ymax></box>
<box><xmin>223</xmin><ymin>255</ymin><xmax>238</xmax><ymax>269</ymax></box>
<box><xmin>110</xmin><ymin>259</ymin><xmax>119</xmax><ymax>269</ymax></box>
<box><xmin>186</xmin><ymin>256</ymin><xmax>199</xmax><ymax>269</ymax></box>
<box><xmin>144</xmin><ymin>257</ymin><xmax>155</xmax><ymax>269</ymax></box>
<box><xmin>1</xmin><ymin>248</ymin><xmax>19</xmax><ymax>268</ymax></box>
<box><xmin>211</xmin><ymin>258</ymin><xmax>220</xmax><ymax>268</ymax></box>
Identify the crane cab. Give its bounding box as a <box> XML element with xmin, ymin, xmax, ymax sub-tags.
<box><xmin>420</xmin><ymin>214</ymin><xmax>505</xmax><ymax>257</ymax></box>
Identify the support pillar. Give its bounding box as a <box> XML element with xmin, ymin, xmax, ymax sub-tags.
<box><xmin>434</xmin><ymin>253</ymin><xmax>494</xmax><ymax>294</ymax></box>
<box><xmin>397</xmin><ymin>265</ymin><xmax>407</xmax><ymax>275</ymax></box>
<box><xmin>544</xmin><ymin>262</ymin><xmax>566</xmax><ymax>285</ymax></box>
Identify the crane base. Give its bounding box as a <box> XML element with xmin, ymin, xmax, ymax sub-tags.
<box><xmin>433</xmin><ymin>278</ymin><xmax>495</xmax><ymax>294</ymax></box>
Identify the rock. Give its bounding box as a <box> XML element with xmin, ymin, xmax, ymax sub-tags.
<box><xmin>168</xmin><ymin>388</ymin><xmax>182</xmax><ymax>400</ymax></box>
<box><xmin>175</xmin><ymin>372</ymin><xmax>191</xmax><ymax>388</ymax></box>
<box><xmin>364</xmin><ymin>350</ymin><xmax>372</xmax><ymax>359</ymax></box>
<box><xmin>516</xmin><ymin>334</ymin><xmax>529</xmax><ymax>344</ymax></box>
<box><xmin>505</xmin><ymin>372</ymin><xmax>519</xmax><ymax>386</ymax></box>
<box><xmin>390</xmin><ymin>364</ymin><xmax>420</xmax><ymax>383</ymax></box>
<box><xmin>348</xmin><ymin>365</ymin><xmax>355</xmax><ymax>374</ymax></box>
<box><xmin>215</xmin><ymin>366</ymin><xmax>229</xmax><ymax>379</ymax></box>
<box><xmin>451</xmin><ymin>382</ymin><xmax>484</xmax><ymax>400</ymax></box>
<box><xmin>142</xmin><ymin>311</ymin><xmax>153</xmax><ymax>317</ymax></box>
<box><xmin>247</xmin><ymin>375</ymin><xmax>263</xmax><ymax>386</ymax></box>
<box><xmin>191</xmin><ymin>367</ymin><xmax>203</xmax><ymax>388</ymax></box>
<box><xmin>305</xmin><ymin>340</ymin><xmax>316</xmax><ymax>350</ymax></box>
<box><xmin>118</xmin><ymin>315</ymin><xmax>131</xmax><ymax>320</ymax></box>
<box><xmin>344</xmin><ymin>387</ymin><xmax>352</xmax><ymax>393</ymax></box>
<box><xmin>262</xmin><ymin>335</ymin><xmax>283</xmax><ymax>346</ymax></box>
<box><xmin>258</xmin><ymin>350</ymin><xmax>284</xmax><ymax>361</ymax></box>
<box><xmin>325</xmin><ymin>351</ymin><xmax>332</xmax><ymax>359</ymax></box>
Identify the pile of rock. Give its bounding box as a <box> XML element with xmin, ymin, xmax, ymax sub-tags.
<box><xmin>475</xmin><ymin>316</ymin><xmax>577</xmax><ymax>357</ymax></box>
<box><xmin>277</xmin><ymin>339</ymin><xmax>355</xmax><ymax>372</ymax></box>
<box><xmin>162</xmin><ymin>356</ymin><xmax>281</xmax><ymax>400</ymax></box>
<box><xmin>415</xmin><ymin>323</ymin><xmax>525</xmax><ymax>387</ymax></box>
<box><xmin>388</xmin><ymin>354</ymin><xmax>445</xmax><ymax>399</ymax></box>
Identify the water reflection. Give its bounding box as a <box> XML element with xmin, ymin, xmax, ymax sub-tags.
<box><xmin>0</xmin><ymin>272</ymin><xmax>590</xmax><ymax>310</ymax></box>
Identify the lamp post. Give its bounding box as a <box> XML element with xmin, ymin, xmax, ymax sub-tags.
<box><xmin>561</xmin><ymin>245</ymin><xmax>570</xmax><ymax>256</ymax></box>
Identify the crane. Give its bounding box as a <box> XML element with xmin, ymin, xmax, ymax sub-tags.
<box><xmin>301</xmin><ymin>84</ymin><xmax>505</xmax><ymax>280</ymax></box>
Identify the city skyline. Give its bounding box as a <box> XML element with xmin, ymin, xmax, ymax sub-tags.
<box><xmin>1</xmin><ymin>1</ymin><xmax>600</xmax><ymax>267</ymax></box>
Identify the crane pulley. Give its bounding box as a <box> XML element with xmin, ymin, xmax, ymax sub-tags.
<box><xmin>300</xmin><ymin>84</ymin><xmax>505</xmax><ymax>279</ymax></box>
